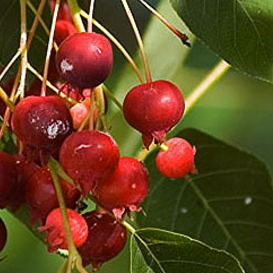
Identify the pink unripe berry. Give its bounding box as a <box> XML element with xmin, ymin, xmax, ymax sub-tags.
<box><xmin>40</xmin><ymin>208</ymin><xmax>88</xmax><ymax>252</ymax></box>
<box><xmin>156</xmin><ymin>137</ymin><xmax>197</xmax><ymax>178</ymax></box>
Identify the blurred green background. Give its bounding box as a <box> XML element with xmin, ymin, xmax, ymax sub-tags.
<box><xmin>0</xmin><ymin>0</ymin><xmax>272</xmax><ymax>272</ymax></box>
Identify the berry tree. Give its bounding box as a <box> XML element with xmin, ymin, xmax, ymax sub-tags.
<box><xmin>0</xmin><ymin>0</ymin><xmax>273</xmax><ymax>273</ymax></box>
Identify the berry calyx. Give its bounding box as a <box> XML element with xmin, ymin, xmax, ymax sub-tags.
<box><xmin>78</xmin><ymin>211</ymin><xmax>127</xmax><ymax>271</ymax></box>
<box><xmin>26</xmin><ymin>166</ymin><xmax>80</xmax><ymax>224</ymax></box>
<box><xmin>59</xmin><ymin>130</ymin><xmax>119</xmax><ymax>194</ymax></box>
<box><xmin>40</xmin><ymin>208</ymin><xmax>88</xmax><ymax>252</ymax></box>
<box><xmin>55</xmin><ymin>32</ymin><xmax>113</xmax><ymax>89</ymax></box>
<box><xmin>0</xmin><ymin>217</ymin><xmax>7</xmax><ymax>253</ymax></box>
<box><xmin>123</xmin><ymin>80</ymin><xmax>185</xmax><ymax>148</ymax></box>
<box><xmin>93</xmin><ymin>156</ymin><xmax>149</xmax><ymax>218</ymax></box>
<box><xmin>11</xmin><ymin>96</ymin><xmax>73</xmax><ymax>162</ymax></box>
<box><xmin>156</xmin><ymin>137</ymin><xmax>197</xmax><ymax>178</ymax></box>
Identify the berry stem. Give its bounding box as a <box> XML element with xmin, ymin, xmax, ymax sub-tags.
<box><xmin>67</xmin><ymin>0</ymin><xmax>86</xmax><ymax>32</ymax></box>
<box><xmin>80</xmin><ymin>10</ymin><xmax>144</xmax><ymax>83</ymax></box>
<box><xmin>26</xmin><ymin>0</ymin><xmax>58</xmax><ymax>52</ymax></box>
<box><xmin>27</xmin><ymin>63</ymin><xmax>77</xmax><ymax>105</ymax></box>
<box><xmin>87</xmin><ymin>0</ymin><xmax>96</xmax><ymax>33</ymax></box>
<box><xmin>136</xmin><ymin>0</ymin><xmax>190</xmax><ymax>46</ymax></box>
<box><xmin>41</xmin><ymin>0</ymin><xmax>60</xmax><ymax>97</ymax></box>
<box><xmin>102</xmin><ymin>84</ymin><xmax>123</xmax><ymax>111</ymax></box>
<box><xmin>48</xmin><ymin>158</ymin><xmax>76</xmax><ymax>252</ymax></box>
<box><xmin>18</xmin><ymin>0</ymin><xmax>28</xmax><ymax>99</ymax></box>
<box><xmin>49</xmin><ymin>157</ymin><xmax>75</xmax><ymax>186</ymax></box>
<box><xmin>0</xmin><ymin>71</ymin><xmax>21</xmax><ymax>141</ymax></box>
<box><xmin>0</xmin><ymin>51</ymin><xmax>21</xmax><ymax>83</ymax></box>
<box><xmin>160</xmin><ymin>143</ymin><xmax>169</xmax><ymax>152</ymax></box>
<box><xmin>0</xmin><ymin>0</ymin><xmax>48</xmax><ymax>85</ymax></box>
<box><xmin>48</xmin><ymin>158</ymin><xmax>85</xmax><ymax>273</ymax></box>
<box><xmin>0</xmin><ymin>87</ymin><xmax>14</xmax><ymax>110</ymax></box>
<box><xmin>121</xmin><ymin>220</ymin><xmax>136</xmax><ymax>234</ymax></box>
<box><xmin>88</xmin><ymin>91</ymin><xmax>95</xmax><ymax>130</ymax></box>
<box><xmin>120</xmin><ymin>0</ymin><xmax>152</xmax><ymax>83</ymax></box>
<box><xmin>185</xmin><ymin>60</ymin><xmax>230</xmax><ymax>115</ymax></box>
<box><xmin>94</xmin><ymin>85</ymin><xmax>108</xmax><ymax>131</ymax></box>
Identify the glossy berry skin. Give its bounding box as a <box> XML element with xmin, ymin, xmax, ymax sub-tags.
<box><xmin>56</xmin><ymin>32</ymin><xmax>113</xmax><ymax>88</ymax></box>
<box><xmin>156</xmin><ymin>137</ymin><xmax>196</xmax><ymax>178</ymax></box>
<box><xmin>60</xmin><ymin>130</ymin><xmax>119</xmax><ymax>194</ymax></box>
<box><xmin>54</xmin><ymin>20</ymin><xmax>77</xmax><ymax>45</ymax></box>
<box><xmin>0</xmin><ymin>152</ymin><xmax>18</xmax><ymax>209</ymax></box>
<box><xmin>9</xmin><ymin>155</ymin><xmax>39</xmax><ymax>210</ymax></box>
<box><xmin>0</xmin><ymin>217</ymin><xmax>7</xmax><ymax>253</ymax></box>
<box><xmin>11</xmin><ymin>96</ymin><xmax>73</xmax><ymax>162</ymax></box>
<box><xmin>93</xmin><ymin>157</ymin><xmax>149</xmax><ymax>218</ymax></box>
<box><xmin>78</xmin><ymin>211</ymin><xmax>127</xmax><ymax>271</ymax></box>
<box><xmin>123</xmin><ymin>80</ymin><xmax>185</xmax><ymax>148</ymax></box>
<box><xmin>26</xmin><ymin>166</ymin><xmax>80</xmax><ymax>224</ymax></box>
<box><xmin>40</xmin><ymin>208</ymin><xmax>88</xmax><ymax>252</ymax></box>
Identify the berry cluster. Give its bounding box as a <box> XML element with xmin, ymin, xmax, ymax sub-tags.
<box><xmin>0</xmin><ymin>0</ymin><xmax>197</xmax><ymax>271</ymax></box>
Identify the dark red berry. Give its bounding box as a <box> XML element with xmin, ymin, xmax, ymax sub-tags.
<box><xmin>40</xmin><ymin>208</ymin><xmax>88</xmax><ymax>252</ymax></box>
<box><xmin>54</xmin><ymin>20</ymin><xmax>77</xmax><ymax>45</ymax></box>
<box><xmin>78</xmin><ymin>211</ymin><xmax>127</xmax><ymax>271</ymax></box>
<box><xmin>59</xmin><ymin>130</ymin><xmax>119</xmax><ymax>194</ymax></box>
<box><xmin>93</xmin><ymin>157</ymin><xmax>149</xmax><ymax>218</ymax></box>
<box><xmin>50</xmin><ymin>0</ymin><xmax>73</xmax><ymax>23</ymax></box>
<box><xmin>156</xmin><ymin>137</ymin><xmax>197</xmax><ymax>178</ymax></box>
<box><xmin>26</xmin><ymin>166</ymin><xmax>80</xmax><ymax>224</ymax></box>
<box><xmin>0</xmin><ymin>152</ymin><xmax>18</xmax><ymax>209</ymax></box>
<box><xmin>56</xmin><ymin>32</ymin><xmax>113</xmax><ymax>88</ymax></box>
<box><xmin>9</xmin><ymin>155</ymin><xmax>39</xmax><ymax>210</ymax></box>
<box><xmin>11</xmin><ymin>96</ymin><xmax>73</xmax><ymax>162</ymax></box>
<box><xmin>0</xmin><ymin>217</ymin><xmax>7</xmax><ymax>253</ymax></box>
<box><xmin>123</xmin><ymin>80</ymin><xmax>185</xmax><ymax>148</ymax></box>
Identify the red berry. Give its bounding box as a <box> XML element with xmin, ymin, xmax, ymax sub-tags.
<box><xmin>11</xmin><ymin>96</ymin><xmax>73</xmax><ymax>162</ymax></box>
<box><xmin>59</xmin><ymin>130</ymin><xmax>119</xmax><ymax>194</ymax></box>
<box><xmin>54</xmin><ymin>20</ymin><xmax>77</xmax><ymax>45</ymax></box>
<box><xmin>40</xmin><ymin>208</ymin><xmax>88</xmax><ymax>252</ymax></box>
<box><xmin>0</xmin><ymin>217</ymin><xmax>7</xmax><ymax>253</ymax></box>
<box><xmin>26</xmin><ymin>166</ymin><xmax>80</xmax><ymax>224</ymax></box>
<box><xmin>156</xmin><ymin>137</ymin><xmax>197</xmax><ymax>178</ymax></box>
<box><xmin>93</xmin><ymin>157</ymin><xmax>149</xmax><ymax>218</ymax></box>
<box><xmin>123</xmin><ymin>80</ymin><xmax>185</xmax><ymax>147</ymax></box>
<box><xmin>50</xmin><ymin>0</ymin><xmax>73</xmax><ymax>23</ymax></box>
<box><xmin>9</xmin><ymin>155</ymin><xmax>39</xmax><ymax>210</ymax></box>
<box><xmin>56</xmin><ymin>32</ymin><xmax>113</xmax><ymax>88</ymax></box>
<box><xmin>0</xmin><ymin>152</ymin><xmax>18</xmax><ymax>209</ymax></box>
<box><xmin>78</xmin><ymin>211</ymin><xmax>127</xmax><ymax>271</ymax></box>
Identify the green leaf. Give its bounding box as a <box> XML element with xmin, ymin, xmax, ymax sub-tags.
<box><xmin>170</xmin><ymin>0</ymin><xmax>273</xmax><ymax>83</ymax></box>
<box><xmin>0</xmin><ymin>0</ymin><xmax>51</xmax><ymax>83</ymax></box>
<box><xmin>131</xmin><ymin>228</ymin><xmax>245</xmax><ymax>273</ymax></box>
<box><xmin>137</xmin><ymin>128</ymin><xmax>273</xmax><ymax>273</ymax></box>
